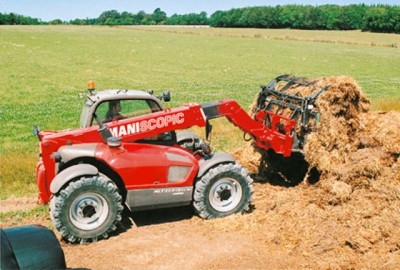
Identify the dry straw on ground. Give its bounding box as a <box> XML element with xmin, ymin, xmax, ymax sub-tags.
<box><xmin>231</xmin><ymin>75</ymin><xmax>400</xmax><ymax>268</ymax></box>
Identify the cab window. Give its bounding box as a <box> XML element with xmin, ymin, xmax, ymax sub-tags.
<box><xmin>92</xmin><ymin>99</ymin><xmax>161</xmax><ymax>126</ymax></box>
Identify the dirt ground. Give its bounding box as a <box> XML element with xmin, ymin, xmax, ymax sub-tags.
<box><xmin>1</xmin><ymin>76</ymin><xmax>399</xmax><ymax>269</ymax></box>
<box><xmin>1</xmin><ymin>177</ymin><xmax>399</xmax><ymax>270</ymax></box>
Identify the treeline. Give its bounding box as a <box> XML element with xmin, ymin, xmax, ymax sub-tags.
<box><xmin>1</xmin><ymin>4</ymin><xmax>399</xmax><ymax>33</ymax></box>
<box><xmin>69</xmin><ymin>9</ymin><xmax>210</xmax><ymax>26</ymax></box>
<box><xmin>164</xmin><ymin>12</ymin><xmax>209</xmax><ymax>25</ymax></box>
<box><xmin>0</xmin><ymin>12</ymin><xmax>43</xmax><ymax>25</ymax></box>
<box><xmin>210</xmin><ymin>5</ymin><xmax>400</xmax><ymax>33</ymax></box>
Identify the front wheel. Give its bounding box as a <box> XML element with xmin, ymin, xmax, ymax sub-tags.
<box><xmin>50</xmin><ymin>175</ymin><xmax>123</xmax><ymax>243</ymax></box>
<box><xmin>193</xmin><ymin>163</ymin><xmax>254</xmax><ymax>219</ymax></box>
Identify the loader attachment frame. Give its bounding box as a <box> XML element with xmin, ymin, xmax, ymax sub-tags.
<box><xmin>256</xmin><ymin>74</ymin><xmax>329</xmax><ymax>150</ymax></box>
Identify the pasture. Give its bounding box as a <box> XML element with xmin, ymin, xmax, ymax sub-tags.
<box><xmin>0</xmin><ymin>25</ymin><xmax>399</xmax><ymax>199</ymax></box>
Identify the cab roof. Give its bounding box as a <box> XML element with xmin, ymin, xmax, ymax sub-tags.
<box><xmin>84</xmin><ymin>89</ymin><xmax>157</xmax><ymax>106</ymax></box>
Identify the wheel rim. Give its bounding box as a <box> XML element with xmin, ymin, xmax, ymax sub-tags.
<box><xmin>209</xmin><ymin>177</ymin><xmax>242</xmax><ymax>212</ymax></box>
<box><xmin>69</xmin><ymin>193</ymin><xmax>109</xmax><ymax>231</ymax></box>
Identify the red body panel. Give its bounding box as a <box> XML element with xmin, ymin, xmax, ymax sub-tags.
<box><xmin>36</xmin><ymin>159</ymin><xmax>48</xmax><ymax>204</ymax></box>
<box><xmin>95</xmin><ymin>143</ymin><xmax>199</xmax><ymax>189</ymax></box>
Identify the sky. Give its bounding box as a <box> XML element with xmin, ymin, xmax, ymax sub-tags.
<box><xmin>0</xmin><ymin>0</ymin><xmax>398</xmax><ymax>22</ymax></box>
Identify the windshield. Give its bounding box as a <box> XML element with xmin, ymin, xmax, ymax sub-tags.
<box><xmin>92</xmin><ymin>99</ymin><xmax>161</xmax><ymax>126</ymax></box>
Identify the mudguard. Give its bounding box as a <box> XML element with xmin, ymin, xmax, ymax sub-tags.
<box><xmin>58</xmin><ymin>143</ymin><xmax>97</xmax><ymax>163</ymax></box>
<box><xmin>50</xmin><ymin>163</ymin><xmax>98</xmax><ymax>194</ymax></box>
<box><xmin>197</xmin><ymin>152</ymin><xmax>236</xmax><ymax>178</ymax></box>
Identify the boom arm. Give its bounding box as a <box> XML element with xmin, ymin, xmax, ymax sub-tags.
<box><xmin>202</xmin><ymin>100</ymin><xmax>295</xmax><ymax>157</ymax></box>
<box><xmin>100</xmin><ymin>99</ymin><xmax>295</xmax><ymax>156</ymax></box>
<box><xmin>104</xmin><ymin>99</ymin><xmax>295</xmax><ymax>156</ymax></box>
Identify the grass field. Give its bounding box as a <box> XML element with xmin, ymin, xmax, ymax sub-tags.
<box><xmin>0</xmin><ymin>25</ymin><xmax>399</xmax><ymax>200</ymax></box>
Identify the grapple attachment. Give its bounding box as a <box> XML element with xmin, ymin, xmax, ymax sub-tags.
<box><xmin>255</xmin><ymin>75</ymin><xmax>329</xmax><ymax>151</ymax></box>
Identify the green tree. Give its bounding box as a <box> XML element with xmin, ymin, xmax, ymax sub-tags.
<box><xmin>0</xmin><ymin>12</ymin><xmax>42</xmax><ymax>25</ymax></box>
<box><xmin>340</xmin><ymin>4</ymin><xmax>367</xmax><ymax>30</ymax></box>
<box><xmin>120</xmin><ymin>11</ymin><xmax>135</xmax><ymax>25</ymax></box>
<box><xmin>364</xmin><ymin>5</ymin><xmax>400</xmax><ymax>33</ymax></box>
<box><xmin>209</xmin><ymin>10</ymin><xmax>225</xmax><ymax>27</ymax></box>
<box><xmin>133</xmin><ymin>11</ymin><xmax>146</xmax><ymax>24</ymax></box>
<box><xmin>165</xmin><ymin>12</ymin><xmax>209</xmax><ymax>25</ymax></box>
<box><xmin>152</xmin><ymin>8</ymin><xmax>166</xmax><ymax>24</ymax></box>
<box><xmin>98</xmin><ymin>10</ymin><xmax>121</xmax><ymax>25</ymax></box>
<box><xmin>49</xmin><ymin>19</ymin><xmax>63</xmax><ymax>25</ymax></box>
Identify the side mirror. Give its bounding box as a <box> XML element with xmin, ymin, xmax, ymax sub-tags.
<box><xmin>157</xmin><ymin>91</ymin><xmax>171</xmax><ymax>102</ymax></box>
<box><xmin>163</xmin><ymin>91</ymin><xmax>171</xmax><ymax>102</ymax></box>
<box><xmin>33</xmin><ymin>125</ymin><xmax>41</xmax><ymax>141</ymax></box>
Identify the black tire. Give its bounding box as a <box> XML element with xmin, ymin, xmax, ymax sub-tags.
<box><xmin>50</xmin><ymin>175</ymin><xmax>123</xmax><ymax>244</ymax></box>
<box><xmin>193</xmin><ymin>163</ymin><xmax>254</xmax><ymax>219</ymax></box>
<box><xmin>1</xmin><ymin>225</ymin><xmax>66</xmax><ymax>270</ymax></box>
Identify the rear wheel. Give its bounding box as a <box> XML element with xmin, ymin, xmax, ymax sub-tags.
<box><xmin>50</xmin><ymin>175</ymin><xmax>123</xmax><ymax>243</ymax></box>
<box><xmin>193</xmin><ymin>163</ymin><xmax>253</xmax><ymax>219</ymax></box>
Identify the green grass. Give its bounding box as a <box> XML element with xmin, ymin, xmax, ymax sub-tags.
<box><xmin>123</xmin><ymin>26</ymin><xmax>400</xmax><ymax>48</ymax></box>
<box><xmin>0</xmin><ymin>205</ymin><xmax>49</xmax><ymax>227</ymax></box>
<box><xmin>1</xmin><ymin>25</ymin><xmax>399</xmax><ymax>200</ymax></box>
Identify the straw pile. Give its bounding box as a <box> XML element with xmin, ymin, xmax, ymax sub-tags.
<box><xmin>229</xmin><ymin>76</ymin><xmax>400</xmax><ymax>268</ymax></box>
<box><xmin>236</xmin><ymin>75</ymin><xmax>399</xmax><ymax>186</ymax></box>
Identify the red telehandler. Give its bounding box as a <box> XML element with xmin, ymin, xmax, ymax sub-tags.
<box><xmin>34</xmin><ymin>75</ymin><xmax>326</xmax><ymax>243</ymax></box>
